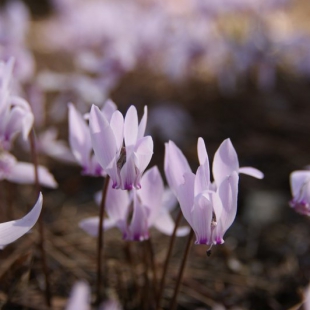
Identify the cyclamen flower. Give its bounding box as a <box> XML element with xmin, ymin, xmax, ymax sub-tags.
<box><xmin>89</xmin><ymin>104</ymin><xmax>153</xmax><ymax>189</ymax></box>
<box><xmin>0</xmin><ymin>58</ymin><xmax>34</xmax><ymax>150</ymax></box>
<box><xmin>68</xmin><ymin>100</ymin><xmax>116</xmax><ymax>176</ymax></box>
<box><xmin>0</xmin><ymin>193</ymin><xmax>42</xmax><ymax>249</ymax></box>
<box><xmin>0</xmin><ymin>151</ymin><xmax>57</xmax><ymax>188</ymax></box>
<box><xmin>165</xmin><ymin>138</ymin><xmax>263</xmax><ymax>246</ymax></box>
<box><xmin>79</xmin><ymin>166</ymin><xmax>189</xmax><ymax>241</ymax></box>
<box><xmin>289</xmin><ymin>170</ymin><xmax>310</xmax><ymax>216</ymax></box>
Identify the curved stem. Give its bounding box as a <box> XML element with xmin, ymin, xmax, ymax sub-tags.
<box><xmin>169</xmin><ymin>229</ymin><xmax>194</xmax><ymax>310</ymax></box>
<box><xmin>96</xmin><ymin>175</ymin><xmax>110</xmax><ymax>305</ymax></box>
<box><xmin>157</xmin><ymin>210</ymin><xmax>182</xmax><ymax>309</ymax></box>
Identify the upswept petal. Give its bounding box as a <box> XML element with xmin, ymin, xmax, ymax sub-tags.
<box><xmin>137</xmin><ymin>106</ymin><xmax>147</xmax><ymax>140</ymax></box>
<box><xmin>120</xmin><ymin>152</ymin><xmax>138</xmax><ymax>190</ymax></box>
<box><xmin>197</xmin><ymin>137</ymin><xmax>209</xmax><ymax>166</ymax></box>
<box><xmin>129</xmin><ymin>191</ymin><xmax>149</xmax><ymax>241</ymax></box>
<box><xmin>177</xmin><ymin>172</ymin><xmax>195</xmax><ymax>226</ymax></box>
<box><xmin>105</xmin><ymin>158</ymin><xmax>121</xmax><ymax>189</ymax></box>
<box><xmin>0</xmin><ymin>193</ymin><xmax>42</xmax><ymax>249</ymax></box>
<box><xmin>3</xmin><ymin>107</ymin><xmax>26</xmax><ymax>142</ymax></box>
<box><xmin>239</xmin><ymin>167</ymin><xmax>264</xmax><ymax>179</ymax></box>
<box><xmin>8</xmin><ymin>163</ymin><xmax>58</xmax><ymax>188</ymax></box>
<box><xmin>79</xmin><ymin>217</ymin><xmax>117</xmax><ymax>237</ymax></box>
<box><xmin>124</xmin><ymin>105</ymin><xmax>138</xmax><ymax>147</ymax></box>
<box><xmin>138</xmin><ymin>166</ymin><xmax>164</xmax><ymax>225</ymax></box>
<box><xmin>290</xmin><ymin>171</ymin><xmax>310</xmax><ymax>198</ymax></box>
<box><xmin>191</xmin><ymin>194</ymin><xmax>213</xmax><ymax>244</ymax></box>
<box><xmin>194</xmin><ymin>165</ymin><xmax>210</xmax><ymax>196</ymax></box>
<box><xmin>134</xmin><ymin>136</ymin><xmax>153</xmax><ymax>175</ymax></box>
<box><xmin>68</xmin><ymin>103</ymin><xmax>92</xmax><ymax>167</ymax></box>
<box><xmin>153</xmin><ymin>211</ymin><xmax>190</xmax><ymax>237</ymax></box>
<box><xmin>213</xmin><ymin>138</ymin><xmax>239</xmax><ymax>185</ymax></box>
<box><xmin>109</xmin><ymin>110</ymin><xmax>124</xmax><ymax>151</ymax></box>
<box><xmin>89</xmin><ymin>105</ymin><xmax>118</xmax><ymax>169</ymax></box>
<box><xmin>164</xmin><ymin>141</ymin><xmax>192</xmax><ymax>196</ymax></box>
<box><xmin>216</xmin><ymin>171</ymin><xmax>239</xmax><ymax>241</ymax></box>
<box><xmin>162</xmin><ymin>188</ymin><xmax>178</xmax><ymax>212</ymax></box>
<box><xmin>101</xmin><ymin>99</ymin><xmax>117</xmax><ymax>121</ymax></box>
<box><xmin>105</xmin><ymin>179</ymin><xmax>130</xmax><ymax>221</ymax></box>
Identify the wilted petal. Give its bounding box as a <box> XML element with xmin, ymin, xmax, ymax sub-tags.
<box><xmin>8</xmin><ymin>163</ymin><xmax>57</xmax><ymax>188</ymax></box>
<box><xmin>213</xmin><ymin>139</ymin><xmax>239</xmax><ymax>185</ymax></box>
<box><xmin>239</xmin><ymin>167</ymin><xmax>264</xmax><ymax>179</ymax></box>
<box><xmin>0</xmin><ymin>193</ymin><xmax>42</xmax><ymax>249</ymax></box>
<box><xmin>66</xmin><ymin>281</ymin><xmax>90</xmax><ymax>310</ymax></box>
<box><xmin>164</xmin><ymin>141</ymin><xmax>192</xmax><ymax>196</ymax></box>
<box><xmin>124</xmin><ymin>105</ymin><xmax>138</xmax><ymax>147</ymax></box>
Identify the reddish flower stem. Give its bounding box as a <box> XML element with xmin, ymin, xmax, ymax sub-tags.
<box><xmin>156</xmin><ymin>209</ymin><xmax>182</xmax><ymax>309</ymax></box>
<box><xmin>30</xmin><ymin>130</ymin><xmax>52</xmax><ymax>308</ymax></box>
<box><xmin>96</xmin><ymin>175</ymin><xmax>110</xmax><ymax>304</ymax></box>
<box><xmin>169</xmin><ymin>229</ymin><xmax>194</xmax><ymax>310</ymax></box>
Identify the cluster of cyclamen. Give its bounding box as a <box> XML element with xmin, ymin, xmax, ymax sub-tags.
<box><xmin>73</xmin><ymin>100</ymin><xmax>264</xmax><ymax>244</ymax></box>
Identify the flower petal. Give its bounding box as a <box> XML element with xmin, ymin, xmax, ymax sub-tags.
<box><xmin>191</xmin><ymin>194</ymin><xmax>213</xmax><ymax>244</ymax></box>
<box><xmin>79</xmin><ymin>217</ymin><xmax>117</xmax><ymax>236</ymax></box>
<box><xmin>215</xmin><ymin>171</ymin><xmax>239</xmax><ymax>242</ymax></box>
<box><xmin>68</xmin><ymin>103</ymin><xmax>92</xmax><ymax>167</ymax></box>
<box><xmin>138</xmin><ymin>166</ymin><xmax>164</xmax><ymax>225</ymax></box>
<box><xmin>213</xmin><ymin>138</ymin><xmax>239</xmax><ymax>185</ymax></box>
<box><xmin>164</xmin><ymin>141</ymin><xmax>192</xmax><ymax>196</ymax></box>
<box><xmin>124</xmin><ymin>105</ymin><xmax>138</xmax><ymax>147</ymax></box>
<box><xmin>101</xmin><ymin>99</ymin><xmax>117</xmax><ymax>121</ymax></box>
<box><xmin>66</xmin><ymin>281</ymin><xmax>90</xmax><ymax>310</ymax></box>
<box><xmin>134</xmin><ymin>136</ymin><xmax>154</xmax><ymax>175</ymax></box>
<box><xmin>153</xmin><ymin>212</ymin><xmax>190</xmax><ymax>237</ymax></box>
<box><xmin>239</xmin><ymin>166</ymin><xmax>264</xmax><ymax>179</ymax></box>
<box><xmin>0</xmin><ymin>193</ymin><xmax>42</xmax><ymax>249</ymax></box>
<box><xmin>290</xmin><ymin>170</ymin><xmax>310</xmax><ymax>198</ymax></box>
<box><xmin>137</xmin><ymin>106</ymin><xmax>147</xmax><ymax>139</ymax></box>
<box><xmin>129</xmin><ymin>191</ymin><xmax>149</xmax><ymax>241</ymax></box>
<box><xmin>177</xmin><ymin>172</ymin><xmax>195</xmax><ymax>226</ymax></box>
<box><xmin>8</xmin><ymin>162</ymin><xmax>58</xmax><ymax>188</ymax></box>
<box><xmin>109</xmin><ymin>110</ymin><xmax>124</xmax><ymax>151</ymax></box>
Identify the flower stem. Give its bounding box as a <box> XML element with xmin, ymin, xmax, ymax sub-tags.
<box><xmin>169</xmin><ymin>229</ymin><xmax>194</xmax><ymax>310</ymax></box>
<box><xmin>30</xmin><ymin>130</ymin><xmax>52</xmax><ymax>308</ymax></box>
<box><xmin>96</xmin><ymin>175</ymin><xmax>110</xmax><ymax>305</ymax></box>
<box><xmin>156</xmin><ymin>209</ymin><xmax>182</xmax><ymax>309</ymax></box>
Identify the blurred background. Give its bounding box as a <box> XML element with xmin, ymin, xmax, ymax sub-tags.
<box><xmin>1</xmin><ymin>0</ymin><xmax>310</xmax><ymax>309</ymax></box>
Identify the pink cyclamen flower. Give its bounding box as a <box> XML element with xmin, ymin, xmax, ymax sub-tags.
<box><xmin>0</xmin><ymin>193</ymin><xmax>42</xmax><ymax>249</ymax></box>
<box><xmin>289</xmin><ymin>170</ymin><xmax>310</xmax><ymax>215</ymax></box>
<box><xmin>165</xmin><ymin>138</ymin><xmax>263</xmax><ymax>246</ymax></box>
<box><xmin>79</xmin><ymin>166</ymin><xmax>189</xmax><ymax>241</ymax></box>
<box><xmin>0</xmin><ymin>151</ymin><xmax>57</xmax><ymax>188</ymax></box>
<box><xmin>0</xmin><ymin>58</ymin><xmax>34</xmax><ymax>150</ymax></box>
<box><xmin>89</xmin><ymin>103</ymin><xmax>153</xmax><ymax>189</ymax></box>
<box><xmin>68</xmin><ymin>100</ymin><xmax>116</xmax><ymax>176</ymax></box>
